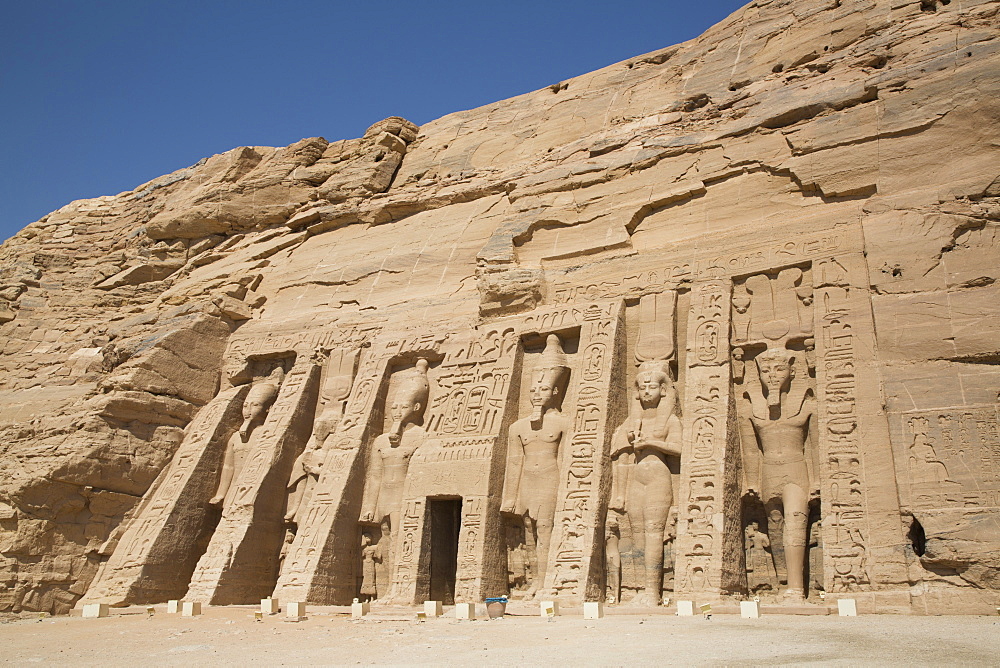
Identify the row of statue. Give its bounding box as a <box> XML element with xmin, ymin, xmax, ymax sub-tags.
<box><xmin>203</xmin><ymin>330</ymin><xmax>819</xmax><ymax>605</ymax></box>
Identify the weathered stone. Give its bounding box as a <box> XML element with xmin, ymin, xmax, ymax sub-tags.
<box><xmin>1</xmin><ymin>0</ymin><xmax>999</xmax><ymax>616</ymax></box>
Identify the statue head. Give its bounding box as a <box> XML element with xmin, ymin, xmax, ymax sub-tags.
<box><xmin>756</xmin><ymin>347</ymin><xmax>794</xmax><ymax>407</ymax></box>
<box><xmin>240</xmin><ymin>367</ymin><xmax>283</xmax><ymax>437</ymax></box>
<box><xmin>530</xmin><ymin>334</ymin><xmax>570</xmax><ymax>421</ymax></box>
<box><xmin>388</xmin><ymin>358</ymin><xmax>430</xmax><ymax>443</ymax></box>
<box><xmin>361</xmin><ymin>532</ymin><xmax>372</xmax><ymax>547</ymax></box>
<box><xmin>635</xmin><ymin>360</ymin><xmax>674</xmax><ymax>411</ymax></box>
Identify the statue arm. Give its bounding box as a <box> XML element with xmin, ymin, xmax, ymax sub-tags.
<box><xmin>806</xmin><ymin>399</ymin><xmax>820</xmax><ymax>496</ymax></box>
<box><xmin>610</xmin><ymin>423</ymin><xmax>633</xmax><ymax>458</ymax></box>
<box><xmin>634</xmin><ymin>415</ymin><xmax>683</xmax><ymax>457</ymax></box>
<box><xmin>501</xmin><ymin>425</ymin><xmax>524</xmax><ymax>514</ymax></box>
<box><xmin>287</xmin><ymin>438</ymin><xmax>313</xmax><ymax>488</ymax></box>
<box><xmin>556</xmin><ymin>415</ymin><xmax>572</xmax><ymax>477</ymax></box>
<box><xmin>739</xmin><ymin>397</ymin><xmax>763</xmax><ymax>494</ymax></box>
<box><xmin>360</xmin><ymin>442</ymin><xmax>382</xmax><ymax>522</ymax></box>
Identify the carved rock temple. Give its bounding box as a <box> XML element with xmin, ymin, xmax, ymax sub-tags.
<box><xmin>2</xmin><ymin>0</ymin><xmax>1000</xmax><ymax>615</ymax></box>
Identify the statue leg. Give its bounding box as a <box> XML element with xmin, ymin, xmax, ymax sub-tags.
<box><xmin>523</xmin><ymin>515</ymin><xmax>540</xmax><ymax>596</ymax></box>
<box><xmin>605</xmin><ymin>526</ymin><xmax>621</xmax><ymax>603</ymax></box>
<box><xmin>533</xmin><ymin>515</ymin><xmax>554</xmax><ymax>598</ymax></box>
<box><xmin>782</xmin><ymin>483</ymin><xmax>809</xmax><ymax>598</ymax></box>
<box><xmin>640</xmin><ymin>475</ymin><xmax>671</xmax><ymax>606</ymax></box>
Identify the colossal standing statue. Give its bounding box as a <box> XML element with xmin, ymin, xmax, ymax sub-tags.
<box><xmin>209</xmin><ymin>367</ymin><xmax>284</xmax><ymax>508</ymax></box>
<box><xmin>745</xmin><ymin>347</ymin><xmax>818</xmax><ymax>599</ymax></box>
<box><xmin>359</xmin><ymin>359</ymin><xmax>431</xmax><ymax>553</ymax></box>
<box><xmin>502</xmin><ymin>334</ymin><xmax>571</xmax><ymax>598</ymax></box>
<box><xmin>609</xmin><ymin>361</ymin><xmax>683</xmax><ymax>606</ymax></box>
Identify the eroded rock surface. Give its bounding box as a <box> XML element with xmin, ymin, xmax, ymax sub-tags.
<box><xmin>2</xmin><ymin>0</ymin><xmax>999</xmax><ymax>614</ymax></box>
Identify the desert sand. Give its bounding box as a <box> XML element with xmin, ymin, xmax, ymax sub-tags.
<box><xmin>4</xmin><ymin>604</ymin><xmax>1000</xmax><ymax>667</ymax></box>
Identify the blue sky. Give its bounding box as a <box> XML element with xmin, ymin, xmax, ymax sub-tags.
<box><xmin>0</xmin><ymin>1</ymin><xmax>746</xmax><ymax>242</ymax></box>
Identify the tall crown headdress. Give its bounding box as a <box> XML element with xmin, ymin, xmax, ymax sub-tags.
<box><xmin>396</xmin><ymin>358</ymin><xmax>430</xmax><ymax>406</ymax></box>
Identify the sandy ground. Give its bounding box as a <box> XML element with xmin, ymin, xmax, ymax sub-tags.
<box><xmin>3</xmin><ymin>603</ymin><xmax>1000</xmax><ymax>667</ymax></box>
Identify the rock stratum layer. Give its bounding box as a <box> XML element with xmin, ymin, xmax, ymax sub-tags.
<box><xmin>2</xmin><ymin>0</ymin><xmax>999</xmax><ymax>615</ymax></box>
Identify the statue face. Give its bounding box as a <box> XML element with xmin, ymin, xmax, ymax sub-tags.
<box><xmin>389</xmin><ymin>398</ymin><xmax>422</xmax><ymax>425</ymax></box>
<box><xmin>242</xmin><ymin>396</ymin><xmax>269</xmax><ymax>424</ymax></box>
<box><xmin>529</xmin><ymin>376</ymin><xmax>558</xmax><ymax>408</ymax></box>
<box><xmin>636</xmin><ymin>371</ymin><xmax>667</xmax><ymax>407</ymax></box>
<box><xmin>758</xmin><ymin>356</ymin><xmax>792</xmax><ymax>396</ymax></box>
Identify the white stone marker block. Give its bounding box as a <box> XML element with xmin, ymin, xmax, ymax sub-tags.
<box><xmin>166</xmin><ymin>600</ymin><xmax>180</xmax><ymax>614</ymax></box>
<box><xmin>82</xmin><ymin>603</ymin><xmax>109</xmax><ymax>618</ymax></box>
<box><xmin>838</xmin><ymin>599</ymin><xmax>857</xmax><ymax>617</ymax></box>
<box><xmin>540</xmin><ymin>600</ymin><xmax>560</xmax><ymax>617</ymax></box>
<box><xmin>286</xmin><ymin>601</ymin><xmax>306</xmax><ymax>618</ymax></box>
<box><xmin>740</xmin><ymin>601</ymin><xmax>760</xmax><ymax>619</ymax></box>
<box><xmin>352</xmin><ymin>601</ymin><xmax>370</xmax><ymax>619</ymax></box>
<box><xmin>677</xmin><ymin>600</ymin><xmax>695</xmax><ymax>616</ymax></box>
<box><xmin>455</xmin><ymin>603</ymin><xmax>476</xmax><ymax>620</ymax></box>
<box><xmin>583</xmin><ymin>601</ymin><xmax>604</xmax><ymax>619</ymax></box>
<box><xmin>261</xmin><ymin>598</ymin><xmax>279</xmax><ymax>614</ymax></box>
<box><xmin>424</xmin><ymin>600</ymin><xmax>443</xmax><ymax>617</ymax></box>
<box><xmin>181</xmin><ymin>602</ymin><xmax>201</xmax><ymax>617</ymax></box>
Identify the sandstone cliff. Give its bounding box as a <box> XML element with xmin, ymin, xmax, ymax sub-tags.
<box><xmin>1</xmin><ymin>0</ymin><xmax>998</xmax><ymax>614</ymax></box>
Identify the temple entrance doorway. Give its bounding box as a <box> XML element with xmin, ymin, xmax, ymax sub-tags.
<box><xmin>428</xmin><ymin>497</ymin><xmax>462</xmax><ymax>604</ymax></box>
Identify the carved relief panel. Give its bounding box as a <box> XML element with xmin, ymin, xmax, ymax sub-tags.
<box><xmin>893</xmin><ymin>409</ymin><xmax>1000</xmax><ymax>511</ymax></box>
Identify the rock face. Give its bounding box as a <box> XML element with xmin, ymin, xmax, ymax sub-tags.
<box><xmin>2</xmin><ymin>0</ymin><xmax>999</xmax><ymax>615</ymax></box>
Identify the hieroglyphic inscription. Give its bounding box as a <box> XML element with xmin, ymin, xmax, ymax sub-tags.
<box><xmin>676</xmin><ymin>279</ymin><xmax>732</xmax><ymax>595</ymax></box>
<box><xmin>545</xmin><ymin>301</ymin><xmax>623</xmax><ymax>600</ymax></box>
<box><xmin>895</xmin><ymin>408</ymin><xmax>1000</xmax><ymax>510</ymax></box>
<box><xmin>427</xmin><ymin>355</ymin><xmax>511</xmax><ymax>439</ymax></box>
<box><xmin>391</xmin><ymin>499</ymin><xmax>424</xmax><ymax>600</ymax></box>
<box><xmin>455</xmin><ymin>496</ymin><xmax>486</xmax><ymax>601</ymax></box>
<box><xmin>226</xmin><ymin>325</ymin><xmax>378</xmax><ymax>364</ymax></box>
<box><xmin>552</xmin><ymin>231</ymin><xmax>847</xmax><ymax>304</ymax></box>
<box><xmin>814</xmin><ymin>283</ymin><xmax>871</xmax><ymax>592</ymax></box>
<box><xmin>411</xmin><ymin>437</ymin><xmax>494</xmax><ymax>463</ymax></box>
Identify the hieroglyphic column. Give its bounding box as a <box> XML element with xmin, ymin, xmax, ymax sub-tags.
<box><xmin>186</xmin><ymin>358</ymin><xmax>321</xmax><ymax>605</ymax></box>
<box><xmin>675</xmin><ymin>278</ymin><xmax>741</xmax><ymax>597</ymax></box>
<box><xmin>79</xmin><ymin>384</ymin><xmax>250</xmax><ymax>606</ymax></box>
<box><xmin>544</xmin><ymin>301</ymin><xmax>625</xmax><ymax>602</ymax></box>
<box><xmin>813</xmin><ymin>256</ymin><xmax>908</xmax><ymax>600</ymax></box>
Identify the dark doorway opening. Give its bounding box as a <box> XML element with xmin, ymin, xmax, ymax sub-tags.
<box><xmin>428</xmin><ymin>498</ymin><xmax>462</xmax><ymax>604</ymax></box>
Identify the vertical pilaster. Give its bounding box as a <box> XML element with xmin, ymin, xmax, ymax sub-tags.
<box><xmin>814</xmin><ymin>256</ymin><xmax>908</xmax><ymax>603</ymax></box>
<box><xmin>675</xmin><ymin>279</ymin><xmax>741</xmax><ymax>597</ymax></box>
<box><xmin>544</xmin><ymin>301</ymin><xmax>625</xmax><ymax>601</ymax></box>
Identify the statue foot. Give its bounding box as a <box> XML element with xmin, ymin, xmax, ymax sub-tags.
<box><xmin>630</xmin><ymin>591</ymin><xmax>662</xmax><ymax>607</ymax></box>
<box><xmin>782</xmin><ymin>587</ymin><xmax>805</xmax><ymax>601</ymax></box>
